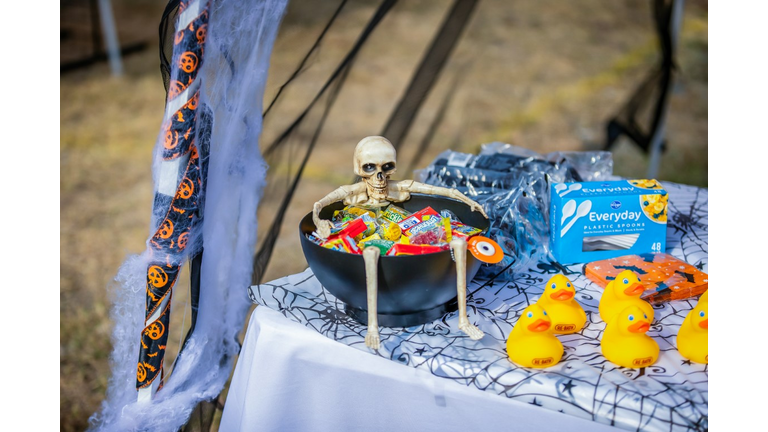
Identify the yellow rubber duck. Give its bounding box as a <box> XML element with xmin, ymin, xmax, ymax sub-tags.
<box><xmin>601</xmin><ymin>305</ymin><xmax>659</xmax><ymax>368</ymax></box>
<box><xmin>506</xmin><ymin>304</ymin><xmax>563</xmax><ymax>368</ymax></box>
<box><xmin>537</xmin><ymin>274</ymin><xmax>586</xmax><ymax>334</ymax></box>
<box><xmin>599</xmin><ymin>269</ymin><xmax>654</xmax><ymax>324</ymax></box>
<box><xmin>677</xmin><ymin>291</ymin><xmax>708</xmax><ymax>364</ymax></box>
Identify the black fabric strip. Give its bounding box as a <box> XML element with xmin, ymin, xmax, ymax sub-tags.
<box><xmin>159</xmin><ymin>0</ymin><xmax>181</xmax><ymax>96</ymax></box>
<box><xmin>262</xmin><ymin>0</ymin><xmax>398</xmax><ymax>158</ymax></box>
<box><xmin>380</xmin><ymin>0</ymin><xmax>478</xmax><ymax>151</ymax></box>
<box><xmin>604</xmin><ymin>0</ymin><xmax>677</xmax><ymax>154</ymax></box>
<box><xmin>403</xmin><ymin>69</ymin><xmax>466</xmax><ymax>175</ymax></box>
<box><xmin>263</xmin><ymin>0</ymin><xmax>349</xmax><ymax>118</ymax></box>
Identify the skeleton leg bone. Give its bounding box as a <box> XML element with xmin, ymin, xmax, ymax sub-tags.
<box><xmin>450</xmin><ymin>238</ymin><xmax>485</xmax><ymax>340</ymax></box>
<box><xmin>363</xmin><ymin>246</ymin><xmax>381</xmax><ymax>349</ymax></box>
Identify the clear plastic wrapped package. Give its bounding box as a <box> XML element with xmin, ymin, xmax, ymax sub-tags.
<box><xmin>416</xmin><ymin>142</ymin><xmax>613</xmax><ymax>277</ymax></box>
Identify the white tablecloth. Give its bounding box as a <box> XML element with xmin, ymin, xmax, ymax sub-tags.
<box><xmin>221</xmin><ymin>306</ymin><xmax>622</xmax><ymax>432</ymax></box>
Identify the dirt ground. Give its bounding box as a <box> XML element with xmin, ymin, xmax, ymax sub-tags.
<box><xmin>60</xmin><ymin>0</ymin><xmax>707</xmax><ymax>430</ymax></box>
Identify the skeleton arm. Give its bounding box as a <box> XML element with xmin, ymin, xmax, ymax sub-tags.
<box><xmin>395</xmin><ymin>180</ymin><xmax>489</xmax><ymax>219</ymax></box>
<box><xmin>312</xmin><ymin>183</ymin><xmax>365</xmax><ymax>239</ymax></box>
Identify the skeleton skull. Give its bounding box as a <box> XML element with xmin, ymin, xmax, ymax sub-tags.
<box><xmin>353</xmin><ymin>136</ymin><xmax>397</xmax><ymax>199</ymax></box>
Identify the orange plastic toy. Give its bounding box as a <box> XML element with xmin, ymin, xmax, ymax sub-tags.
<box><xmin>585</xmin><ymin>253</ymin><xmax>708</xmax><ymax>305</ymax></box>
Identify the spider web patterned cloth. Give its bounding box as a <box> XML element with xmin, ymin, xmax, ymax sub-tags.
<box><xmin>250</xmin><ymin>181</ymin><xmax>708</xmax><ymax>432</ymax></box>
<box><xmin>89</xmin><ymin>0</ymin><xmax>288</xmax><ymax>430</ymax></box>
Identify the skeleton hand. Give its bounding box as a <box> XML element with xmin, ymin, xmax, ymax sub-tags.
<box><xmin>365</xmin><ymin>328</ymin><xmax>380</xmax><ymax>350</ymax></box>
<box><xmin>470</xmin><ymin>201</ymin><xmax>489</xmax><ymax>219</ymax></box>
<box><xmin>315</xmin><ymin>219</ymin><xmax>334</xmax><ymax>239</ymax></box>
<box><xmin>450</xmin><ymin>189</ymin><xmax>488</xmax><ymax>219</ymax></box>
<box><xmin>458</xmin><ymin>319</ymin><xmax>484</xmax><ymax>340</ymax></box>
<box><xmin>313</xmin><ymin>202</ymin><xmax>335</xmax><ymax>239</ymax></box>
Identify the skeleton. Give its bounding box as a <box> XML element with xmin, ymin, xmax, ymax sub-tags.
<box><xmin>312</xmin><ymin>136</ymin><xmax>488</xmax><ymax>349</ymax></box>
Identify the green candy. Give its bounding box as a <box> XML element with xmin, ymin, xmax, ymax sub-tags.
<box><xmin>360</xmin><ymin>239</ymin><xmax>395</xmax><ymax>255</ymax></box>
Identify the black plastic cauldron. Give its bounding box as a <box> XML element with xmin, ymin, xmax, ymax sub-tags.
<box><xmin>299</xmin><ymin>194</ymin><xmax>489</xmax><ymax>328</ymax></box>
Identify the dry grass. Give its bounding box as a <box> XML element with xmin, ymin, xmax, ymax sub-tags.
<box><xmin>60</xmin><ymin>0</ymin><xmax>707</xmax><ymax>430</ymax></box>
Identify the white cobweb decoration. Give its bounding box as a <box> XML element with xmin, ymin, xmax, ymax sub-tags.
<box><xmin>89</xmin><ymin>0</ymin><xmax>288</xmax><ymax>430</ymax></box>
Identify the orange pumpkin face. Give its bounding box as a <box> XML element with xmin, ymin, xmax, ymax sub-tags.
<box><xmin>179</xmin><ymin>52</ymin><xmax>199</xmax><ymax>73</ymax></box>
<box><xmin>147</xmin><ymin>265</ymin><xmax>169</xmax><ymax>288</ymax></box>
<box><xmin>168</xmin><ymin>80</ymin><xmax>186</xmax><ymax>99</ymax></box>
<box><xmin>196</xmin><ymin>24</ymin><xmax>207</xmax><ymax>45</ymax></box>
<box><xmin>137</xmin><ymin>363</ymin><xmax>147</xmax><ymax>382</ymax></box>
<box><xmin>158</xmin><ymin>220</ymin><xmax>174</xmax><ymax>239</ymax></box>
<box><xmin>164</xmin><ymin>127</ymin><xmax>179</xmax><ymax>150</ymax></box>
<box><xmin>177</xmin><ymin>178</ymin><xmax>194</xmax><ymax>199</ymax></box>
<box><xmin>177</xmin><ymin>232</ymin><xmax>189</xmax><ymax>251</ymax></box>
<box><xmin>187</xmin><ymin>92</ymin><xmax>199</xmax><ymax>111</ymax></box>
<box><xmin>174</xmin><ymin>30</ymin><xmax>185</xmax><ymax>45</ymax></box>
<box><xmin>145</xmin><ymin>321</ymin><xmax>165</xmax><ymax>340</ymax></box>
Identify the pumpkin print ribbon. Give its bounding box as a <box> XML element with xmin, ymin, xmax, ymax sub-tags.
<box><xmin>136</xmin><ymin>0</ymin><xmax>209</xmax><ymax>394</ymax></box>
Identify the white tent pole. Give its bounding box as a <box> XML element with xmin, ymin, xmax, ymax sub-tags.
<box><xmin>98</xmin><ymin>0</ymin><xmax>124</xmax><ymax>76</ymax></box>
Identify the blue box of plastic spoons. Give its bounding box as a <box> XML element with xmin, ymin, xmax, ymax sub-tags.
<box><xmin>549</xmin><ymin>179</ymin><xmax>668</xmax><ymax>264</ymax></box>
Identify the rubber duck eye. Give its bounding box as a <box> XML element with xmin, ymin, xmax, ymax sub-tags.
<box><xmin>527</xmin><ymin>312</ymin><xmax>533</xmax><ymax>318</ymax></box>
<box><xmin>643</xmin><ymin>314</ymin><xmax>647</xmax><ymax>319</ymax></box>
<box><xmin>699</xmin><ymin>311</ymin><xmax>705</xmax><ymax>317</ymax></box>
<box><xmin>623</xmin><ymin>278</ymin><xmax>629</xmax><ymax>284</ymax></box>
<box><xmin>628</xmin><ymin>315</ymin><xmax>634</xmax><ymax>321</ymax></box>
<box><xmin>543</xmin><ymin>310</ymin><xmax>548</xmax><ymax>316</ymax></box>
<box><xmin>566</xmin><ymin>282</ymin><xmax>571</xmax><ymax>288</ymax></box>
<box><xmin>551</xmin><ymin>283</ymin><xmax>556</xmax><ymax>289</ymax></box>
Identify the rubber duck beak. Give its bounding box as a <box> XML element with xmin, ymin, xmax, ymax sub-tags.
<box><xmin>623</xmin><ymin>282</ymin><xmax>644</xmax><ymax>296</ymax></box>
<box><xmin>550</xmin><ymin>289</ymin><xmax>574</xmax><ymax>301</ymax></box>
<box><xmin>699</xmin><ymin>319</ymin><xmax>708</xmax><ymax>329</ymax></box>
<box><xmin>527</xmin><ymin>319</ymin><xmax>551</xmax><ymax>332</ymax></box>
<box><xmin>628</xmin><ymin>321</ymin><xmax>650</xmax><ymax>333</ymax></box>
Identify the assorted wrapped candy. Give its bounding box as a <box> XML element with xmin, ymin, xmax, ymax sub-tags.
<box><xmin>309</xmin><ymin>204</ymin><xmax>485</xmax><ymax>256</ymax></box>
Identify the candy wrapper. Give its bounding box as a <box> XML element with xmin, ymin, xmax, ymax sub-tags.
<box><xmin>398</xmin><ymin>206</ymin><xmax>440</xmax><ymax>234</ymax></box>
<box><xmin>386</xmin><ymin>243</ymin><xmax>447</xmax><ymax>256</ymax></box>
<box><xmin>326</xmin><ymin>216</ymin><xmax>368</xmax><ymax>240</ymax></box>
<box><xmin>409</xmin><ymin>224</ymin><xmax>448</xmax><ymax>246</ymax></box>
<box><xmin>583</xmin><ymin>253</ymin><xmax>708</xmax><ymax>305</ymax></box>
<box><xmin>360</xmin><ymin>239</ymin><xmax>395</xmax><ymax>255</ymax></box>
<box><xmin>450</xmin><ymin>221</ymin><xmax>483</xmax><ymax>239</ymax></box>
<box><xmin>375</xmin><ymin>219</ymin><xmax>402</xmax><ymax>241</ymax></box>
<box><xmin>381</xmin><ymin>205</ymin><xmax>412</xmax><ymax>224</ymax></box>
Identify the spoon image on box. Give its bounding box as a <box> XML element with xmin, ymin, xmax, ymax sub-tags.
<box><xmin>561</xmin><ymin>200</ymin><xmax>592</xmax><ymax>236</ymax></box>
<box><xmin>559</xmin><ymin>183</ymin><xmax>582</xmax><ymax>197</ymax></box>
<box><xmin>561</xmin><ymin>199</ymin><xmax>577</xmax><ymax>224</ymax></box>
<box><xmin>555</xmin><ymin>184</ymin><xmax>567</xmax><ymax>194</ymax></box>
